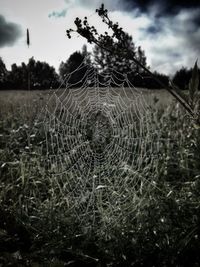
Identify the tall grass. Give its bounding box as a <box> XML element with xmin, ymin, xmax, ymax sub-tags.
<box><xmin>0</xmin><ymin>90</ymin><xmax>200</xmax><ymax>266</ymax></box>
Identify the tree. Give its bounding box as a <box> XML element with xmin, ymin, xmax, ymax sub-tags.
<box><xmin>0</xmin><ymin>57</ymin><xmax>8</xmax><ymax>89</ymax></box>
<box><xmin>28</xmin><ymin>58</ymin><xmax>59</xmax><ymax>89</ymax></box>
<box><xmin>93</xmin><ymin>34</ymin><xmax>148</xmax><ymax>87</ymax></box>
<box><xmin>8</xmin><ymin>58</ymin><xmax>59</xmax><ymax>90</ymax></box>
<box><xmin>59</xmin><ymin>45</ymin><xmax>91</xmax><ymax>87</ymax></box>
<box><xmin>135</xmin><ymin>46</ymin><xmax>147</xmax><ymax>74</ymax></box>
<box><xmin>82</xmin><ymin>44</ymin><xmax>91</xmax><ymax>65</ymax></box>
<box><xmin>93</xmin><ymin>33</ymin><xmax>140</xmax><ymax>73</ymax></box>
<box><xmin>143</xmin><ymin>71</ymin><xmax>169</xmax><ymax>89</ymax></box>
<box><xmin>8</xmin><ymin>63</ymin><xmax>26</xmax><ymax>89</ymax></box>
<box><xmin>93</xmin><ymin>34</ymin><xmax>147</xmax><ymax>73</ymax></box>
<box><xmin>172</xmin><ymin>67</ymin><xmax>200</xmax><ymax>90</ymax></box>
<box><xmin>173</xmin><ymin>67</ymin><xmax>191</xmax><ymax>90</ymax></box>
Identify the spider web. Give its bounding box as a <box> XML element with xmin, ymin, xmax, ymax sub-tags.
<box><xmin>33</xmin><ymin>57</ymin><xmax>165</xmax><ymax>229</ymax></box>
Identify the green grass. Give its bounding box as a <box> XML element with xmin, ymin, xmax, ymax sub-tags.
<box><xmin>0</xmin><ymin>89</ymin><xmax>200</xmax><ymax>266</ymax></box>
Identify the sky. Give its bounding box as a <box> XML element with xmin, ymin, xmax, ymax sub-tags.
<box><xmin>0</xmin><ymin>0</ymin><xmax>200</xmax><ymax>75</ymax></box>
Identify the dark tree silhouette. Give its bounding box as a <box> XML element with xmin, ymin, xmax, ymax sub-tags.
<box><xmin>28</xmin><ymin>58</ymin><xmax>59</xmax><ymax>89</ymax></box>
<box><xmin>93</xmin><ymin>34</ymin><xmax>140</xmax><ymax>72</ymax></box>
<box><xmin>59</xmin><ymin>46</ymin><xmax>91</xmax><ymax>87</ymax></box>
<box><xmin>0</xmin><ymin>57</ymin><xmax>8</xmax><ymax>89</ymax></box>
<box><xmin>8</xmin><ymin>58</ymin><xmax>59</xmax><ymax>90</ymax></box>
<box><xmin>173</xmin><ymin>67</ymin><xmax>200</xmax><ymax>90</ymax></box>
<box><xmin>8</xmin><ymin>63</ymin><xmax>25</xmax><ymax>89</ymax></box>
<box><xmin>144</xmin><ymin>71</ymin><xmax>169</xmax><ymax>89</ymax></box>
<box><xmin>173</xmin><ymin>67</ymin><xmax>192</xmax><ymax>90</ymax></box>
<box><xmin>59</xmin><ymin>52</ymin><xmax>84</xmax><ymax>78</ymax></box>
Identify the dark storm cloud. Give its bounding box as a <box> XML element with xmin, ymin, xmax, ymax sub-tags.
<box><xmin>124</xmin><ymin>0</ymin><xmax>200</xmax><ymax>14</ymax></box>
<box><xmin>142</xmin><ymin>7</ymin><xmax>200</xmax><ymax>74</ymax></box>
<box><xmin>71</xmin><ymin>0</ymin><xmax>200</xmax><ymax>27</ymax></box>
<box><xmin>146</xmin><ymin>24</ymin><xmax>162</xmax><ymax>35</ymax></box>
<box><xmin>0</xmin><ymin>15</ymin><xmax>22</xmax><ymax>48</ymax></box>
<box><xmin>75</xmin><ymin>0</ymin><xmax>200</xmax><ymax>14</ymax></box>
<box><xmin>122</xmin><ymin>0</ymin><xmax>200</xmax><ymax>32</ymax></box>
<box><xmin>125</xmin><ymin>0</ymin><xmax>200</xmax><ymax>74</ymax></box>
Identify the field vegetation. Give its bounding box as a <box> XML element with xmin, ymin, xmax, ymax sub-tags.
<box><xmin>0</xmin><ymin>87</ymin><xmax>200</xmax><ymax>266</ymax></box>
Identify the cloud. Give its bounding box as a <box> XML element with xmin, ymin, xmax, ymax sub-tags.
<box><xmin>66</xmin><ymin>0</ymin><xmax>200</xmax><ymax>16</ymax></box>
<box><xmin>48</xmin><ymin>9</ymin><xmax>67</xmax><ymax>18</ymax></box>
<box><xmin>137</xmin><ymin>8</ymin><xmax>200</xmax><ymax>74</ymax></box>
<box><xmin>0</xmin><ymin>15</ymin><xmax>22</xmax><ymax>48</ymax></box>
<box><xmin>63</xmin><ymin>0</ymin><xmax>132</xmax><ymax>12</ymax></box>
<box><xmin>55</xmin><ymin>0</ymin><xmax>200</xmax><ymax>74</ymax></box>
<box><xmin>102</xmin><ymin>1</ymin><xmax>200</xmax><ymax>74</ymax></box>
<box><xmin>122</xmin><ymin>0</ymin><xmax>200</xmax><ymax>14</ymax></box>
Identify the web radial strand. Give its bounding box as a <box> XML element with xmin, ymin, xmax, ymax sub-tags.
<box><xmin>34</xmin><ymin>56</ymin><xmax>165</xmax><ymax>228</ymax></box>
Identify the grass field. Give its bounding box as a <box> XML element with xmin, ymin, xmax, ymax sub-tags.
<box><xmin>0</xmin><ymin>89</ymin><xmax>200</xmax><ymax>266</ymax></box>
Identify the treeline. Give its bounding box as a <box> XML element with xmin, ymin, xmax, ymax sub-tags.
<box><xmin>0</xmin><ymin>57</ymin><xmax>59</xmax><ymax>90</ymax></box>
<box><xmin>0</xmin><ymin>43</ymin><xmax>199</xmax><ymax>90</ymax></box>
